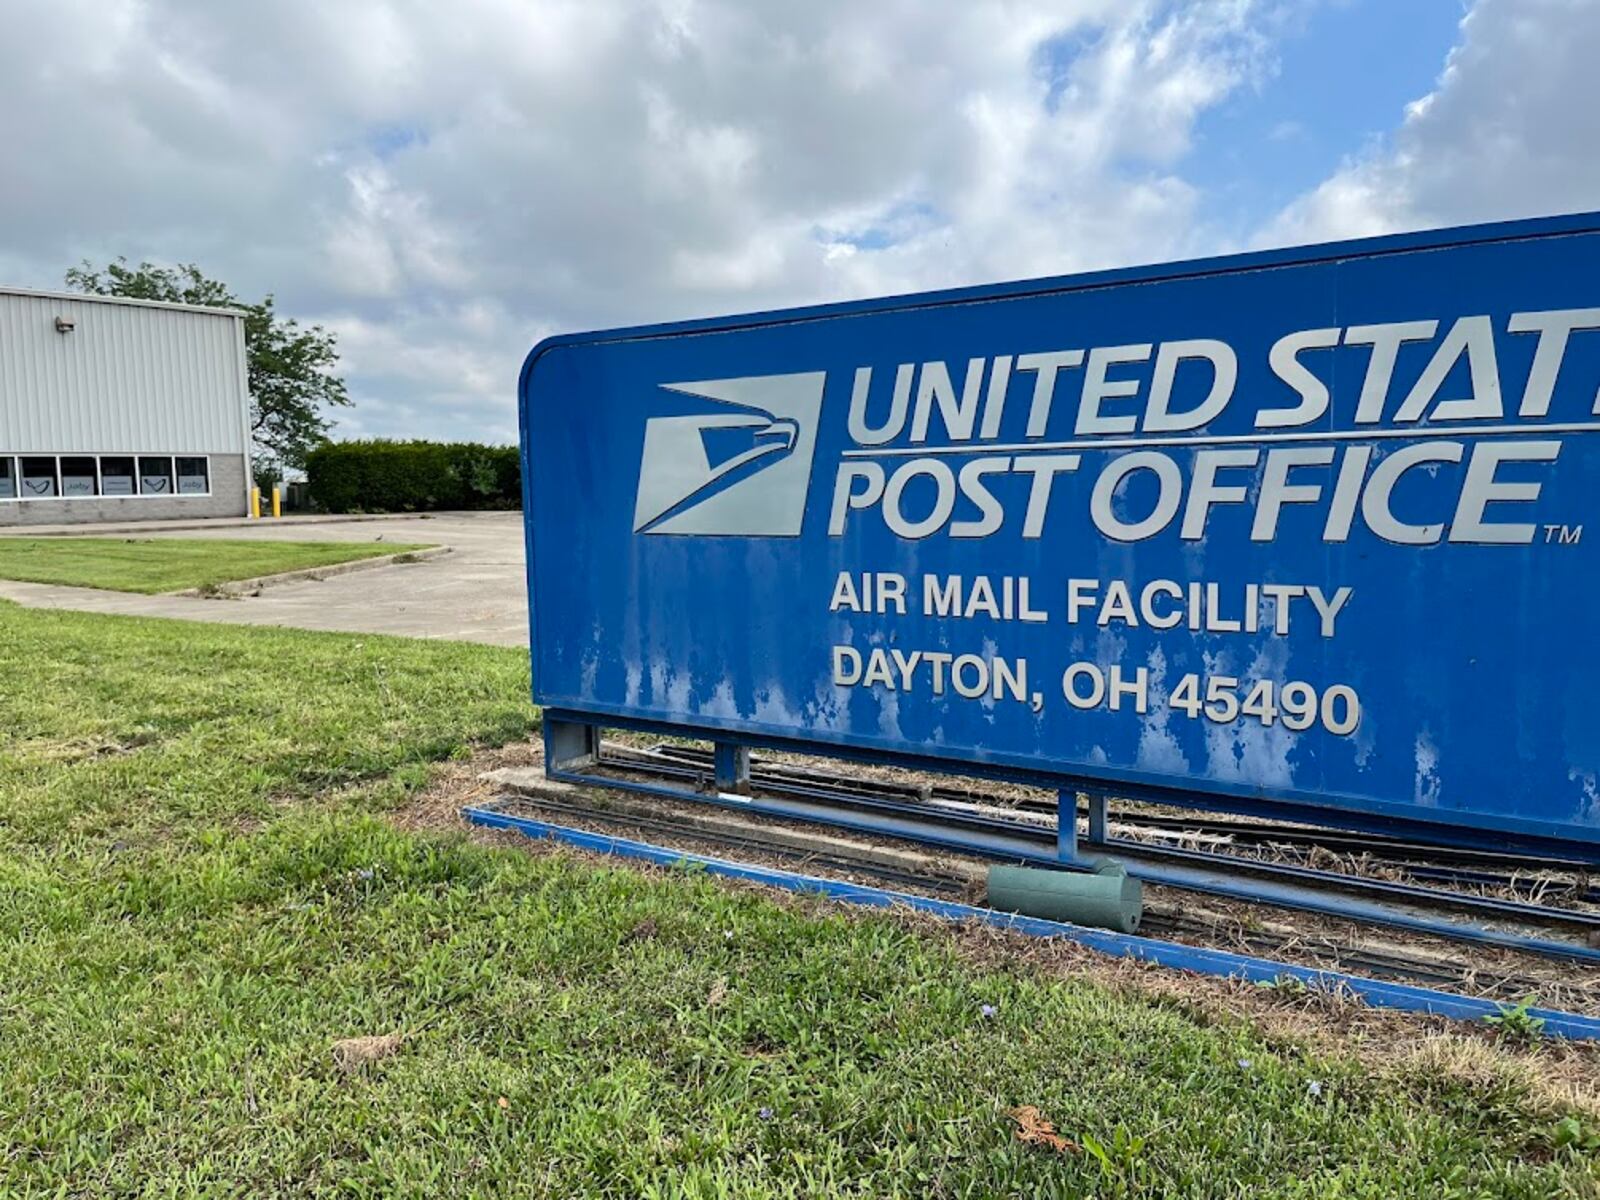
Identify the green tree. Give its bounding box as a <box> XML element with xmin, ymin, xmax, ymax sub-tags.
<box><xmin>65</xmin><ymin>258</ymin><xmax>350</xmax><ymax>473</ymax></box>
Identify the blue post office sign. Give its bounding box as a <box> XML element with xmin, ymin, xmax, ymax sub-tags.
<box><xmin>520</xmin><ymin>214</ymin><xmax>1600</xmax><ymax>860</ymax></box>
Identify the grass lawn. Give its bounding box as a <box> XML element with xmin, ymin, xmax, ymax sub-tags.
<box><xmin>0</xmin><ymin>536</ymin><xmax>432</xmax><ymax>594</ymax></box>
<box><xmin>1</xmin><ymin>603</ymin><xmax>1596</xmax><ymax>1198</ymax></box>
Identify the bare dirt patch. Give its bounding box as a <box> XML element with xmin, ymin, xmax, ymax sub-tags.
<box><xmin>393</xmin><ymin>740</ymin><xmax>542</xmax><ymax>835</ymax></box>
<box><xmin>331</xmin><ymin>1032</ymin><xmax>406</xmax><ymax>1073</ymax></box>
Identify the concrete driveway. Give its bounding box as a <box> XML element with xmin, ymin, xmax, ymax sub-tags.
<box><xmin>0</xmin><ymin>512</ymin><xmax>529</xmax><ymax>646</ymax></box>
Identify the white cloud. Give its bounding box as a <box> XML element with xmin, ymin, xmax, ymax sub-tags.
<box><xmin>320</xmin><ymin>164</ymin><xmax>471</xmax><ymax>299</ymax></box>
<box><xmin>319</xmin><ymin>301</ymin><xmax>538</xmax><ymax>443</ymax></box>
<box><xmin>10</xmin><ymin>0</ymin><xmax>1596</xmax><ymax>445</ymax></box>
<box><xmin>1265</xmin><ymin>0</ymin><xmax>1600</xmax><ymax>245</ymax></box>
<box><xmin>0</xmin><ymin>0</ymin><xmax>1294</xmax><ymax>442</ymax></box>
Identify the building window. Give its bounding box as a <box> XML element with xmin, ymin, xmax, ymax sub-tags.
<box><xmin>176</xmin><ymin>456</ymin><xmax>209</xmax><ymax>495</ymax></box>
<box><xmin>2</xmin><ymin>454</ymin><xmax>213</xmax><ymax>500</ymax></box>
<box><xmin>60</xmin><ymin>455</ymin><xmax>98</xmax><ymax>497</ymax></box>
<box><xmin>20</xmin><ymin>456</ymin><xmax>58</xmax><ymax>498</ymax></box>
<box><xmin>138</xmin><ymin>456</ymin><xmax>175</xmax><ymax>496</ymax></box>
<box><xmin>101</xmin><ymin>456</ymin><xmax>136</xmax><ymax>496</ymax></box>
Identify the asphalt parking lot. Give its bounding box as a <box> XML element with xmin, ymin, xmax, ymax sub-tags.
<box><xmin>0</xmin><ymin>511</ymin><xmax>528</xmax><ymax>646</ymax></box>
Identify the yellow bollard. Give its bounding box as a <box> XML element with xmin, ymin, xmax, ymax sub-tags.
<box><xmin>271</xmin><ymin>486</ymin><xmax>282</xmax><ymax>519</ymax></box>
<box><xmin>250</xmin><ymin>487</ymin><xmax>261</xmax><ymax>519</ymax></box>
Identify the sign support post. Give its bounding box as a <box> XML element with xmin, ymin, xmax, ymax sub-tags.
<box><xmin>714</xmin><ymin>743</ymin><xmax>751</xmax><ymax>794</ymax></box>
<box><xmin>1056</xmin><ymin>791</ymin><xmax>1078</xmax><ymax>863</ymax></box>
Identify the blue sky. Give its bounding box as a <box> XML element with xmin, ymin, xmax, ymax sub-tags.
<box><xmin>1</xmin><ymin>0</ymin><xmax>1595</xmax><ymax>446</ymax></box>
<box><xmin>1187</xmin><ymin>1</ymin><xmax>1468</xmax><ymax>236</ymax></box>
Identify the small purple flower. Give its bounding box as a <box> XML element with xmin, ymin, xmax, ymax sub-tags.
<box><xmin>758</xmin><ymin>1107</ymin><xmax>774</xmax><ymax>1121</ymax></box>
<box><xmin>356</xmin><ymin>868</ymin><xmax>375</xmax><ymax>881</ymax></box>
<box><xmin>980</xmin><ymin>1004</ymin><xmax>998</xmax><ymax>1019</ymax></box>
<box><xmin>1307</xmin><ymin>1080</ymin><xmax>1323</xmax><ymax>1097</ymax></box>
<box><xmin>1237</xmin><ymin>1058</ymin><xmax>1253</xmax><ymax>1070</ymax></box>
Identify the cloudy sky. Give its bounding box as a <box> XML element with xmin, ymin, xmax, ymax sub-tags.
<box><xmin>4</xmin><ymin>0</ymin><xmax>1597</xmax><ymax>445</ymax></box>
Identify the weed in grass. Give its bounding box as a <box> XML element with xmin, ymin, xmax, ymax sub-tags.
<box><xmin>1081</xmin><ymin>1125</ymin><xmax>1153</xmax><ymax>1193</ymax></box>
<box><xmin>1256</xmin><ymin>973</ymin><xmax>1310</xmax><ymax>996</ymax></box>
<box><xmin>1554</xmin><ymin>1115</ymin><xmax>1600</xmax><ymax>1153</ymax></box>
<box><xmin>1488</xmin><ymin>998</ymin><xmax>1549</xmax><ymax>1045</ymax></box>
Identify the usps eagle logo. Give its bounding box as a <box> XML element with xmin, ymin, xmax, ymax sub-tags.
<box><xmin>632</xmin><ymin>372</ymin><xmax>825</xmax><ymax>536</ymax></box>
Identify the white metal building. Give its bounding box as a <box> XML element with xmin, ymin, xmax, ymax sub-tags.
<box><xmin>0</xmin><ymin>286</ymin><xmax>252</xmax><ymax>526</ymax></box>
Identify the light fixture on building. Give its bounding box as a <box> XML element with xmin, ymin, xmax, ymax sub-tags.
<box><xmin>54</xmin><ymin>316</ymin><xmax>75</xmax><ymax>333</ymax></box>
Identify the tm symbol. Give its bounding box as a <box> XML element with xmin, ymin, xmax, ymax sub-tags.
<box><xmin>1543</xmin><ymin>523</ymin><xmax>1583</xmax><ymax>546</ymax></box>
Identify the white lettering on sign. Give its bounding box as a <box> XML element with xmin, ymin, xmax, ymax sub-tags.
<box><xmin>827</xmin><ymin>572</ymin><xmax>1355</xmax><ymax>638</ymax></box>
<box><xmin>823</xmin><ymin>308</ymin><xmax>1600</xmax><ymax>545</ymax></box>
<box><xmin>832</xmin><ymin>643</ymin><xmax>1029</xmax><ymax>702</ymax></box>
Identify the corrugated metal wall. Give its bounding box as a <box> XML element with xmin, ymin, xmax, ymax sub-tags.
<box><xmin>0</xmin><ymin>290</ymin><xmax>248</xmax><ymax>454</ymax></box>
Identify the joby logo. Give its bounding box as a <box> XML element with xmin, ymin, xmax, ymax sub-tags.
<box><xmin>632</xmin><ymin>372</ymin><xmax>825</xmax><ymax>536</ymax></box>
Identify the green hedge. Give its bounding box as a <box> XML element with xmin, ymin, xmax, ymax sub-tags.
<box><xmin>305</xmin><ymin>440</ymin><xmax>521</xmax><ymax>513</ymax></box>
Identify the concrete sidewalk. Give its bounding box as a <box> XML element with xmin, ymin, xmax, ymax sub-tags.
<box><xmin>0</xmin><ymin>512</ymin><xmax>529</xmax><ymax>646</ymax></box>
